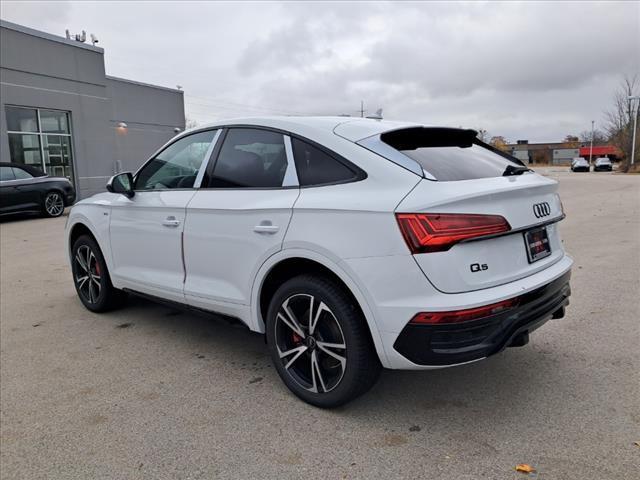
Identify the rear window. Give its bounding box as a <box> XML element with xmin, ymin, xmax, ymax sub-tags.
<box><xmin>381</xmin><ymin>127</ymin><xmax>522</xmax><ymax>181</ymax></box>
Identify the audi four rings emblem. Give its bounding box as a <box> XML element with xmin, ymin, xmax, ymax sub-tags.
<box><xmin>533</xmin><ymin>202</ymin><xmax>551</xmax><ymax>218</ymax></box>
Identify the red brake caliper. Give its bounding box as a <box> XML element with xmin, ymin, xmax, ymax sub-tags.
<box><xmin>94</xmin><ymin>261</ymin><xmax>101</xmax><ymax>275</ymax></box>
<box><xmin>292</xmin><ymin>332</ymin><xmax>302</xmax><ymax>345</ymax></box>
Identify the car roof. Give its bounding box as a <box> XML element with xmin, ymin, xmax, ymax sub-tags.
<box><xmin>183</xmin><ymin>116</ymin><xmax>428</xmax><ymax>142</ymax></box>
<box><xmin>0</xmin><ymin>162</ymin><xmax>47</xmax><ymax>176</ymax></box>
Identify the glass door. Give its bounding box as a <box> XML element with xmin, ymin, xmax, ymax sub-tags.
<box><xmin>43</xmin><ymin>135</ymin><xmax>73</xmax><ymax>180</ymax></box>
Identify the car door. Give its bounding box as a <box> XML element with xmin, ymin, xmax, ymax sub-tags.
<box><xmin>0</xmin><ymin>166</ymin><xmax>19</xmax><ymax>213</ymax></box>
<box><xmin>183</xmin><ymin>127</ymin><xmax>299</xmax><ymax>311</ymax></box>
<box><xmin>108</xmin><ymin>130</ymin><xmax>219</xmax><ymax>302</ymax></box>
<box><xmin>12</xmin><ymin>167</ymin><xmax>41</xmax><ymax>211</ymax></box>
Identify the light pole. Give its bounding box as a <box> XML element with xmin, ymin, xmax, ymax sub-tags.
<box><xmin>589</xmin><ymin>120</ymin><xmax>594</xmax><ymax>166</ymax></box>
<box><xmin>629</xmin><ymin>95</ymin><xmax>640</xmax><ymax>166</ymax></box>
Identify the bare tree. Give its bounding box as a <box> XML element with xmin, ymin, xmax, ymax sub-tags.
<box><xmin>579</xmin><ymin>129</ymin><xmax>607</xmax><ymax>145</ymax></box>
<box><xmin>562</xmin><ymin>135</ymin><xmax>580</xmax><ymax>148</ymax></box>
<box><xmin>604</xmin><ymin>74</ymin><xmax>639</xmax><ymax>171</ymax></box>
<box><xmin>489</xmin><ymin>136</ymin><xmax>509</xmax><ymax>152</ymax></box>
<box><xmin>476</xmin><ymin>128</ymin><xmax>490</xmax><ymax>143</ymax></box>
<box><xmin>185</xmin><ymin>117</ymin><xmax>199</xmax><ymax>130</ymax></box>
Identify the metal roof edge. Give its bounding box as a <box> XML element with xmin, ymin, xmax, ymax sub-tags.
<box><xmin>0</xmin><ymin>20</ymin><xmax>104</xmax><ymax>53</ymax></box>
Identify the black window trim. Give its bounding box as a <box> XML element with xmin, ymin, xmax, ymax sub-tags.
<box><xmin>132</xmin><ymin>128</ymin><xmax>220</xmax><ymax>192</ymax></box>
<box><xmin>201</xmin><ymin>124</ymin><xmax>367</xmax><ymax>190</ymax></box>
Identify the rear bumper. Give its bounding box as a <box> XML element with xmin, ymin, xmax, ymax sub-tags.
<box><xmin>392</xmin><ymin>271</ymin><xmax>571</xmax><ymax>366</ymax></box>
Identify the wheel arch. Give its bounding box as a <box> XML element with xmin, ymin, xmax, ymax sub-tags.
<box><xmin>66</xmin><ymin>215</ymin><xmax>114</xmax><ymax>276</ymax></box>
<box><xmin>68</xmin><ymin>222</ymin><xmax>95</xmax><ymax>251</ymax></box>
<box><xmin>251</xmin><ymin>250</ymin><xmax>390</xmax><ymax>367</ymax></box>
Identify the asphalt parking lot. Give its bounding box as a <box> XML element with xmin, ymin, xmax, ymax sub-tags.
<box><xmin>1</xmin><ymin>169</ymin><xmax>638</xmax><ymax>479</ymax></box>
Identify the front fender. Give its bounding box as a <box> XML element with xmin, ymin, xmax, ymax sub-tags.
<box><xmin>65</xmin><ymin>203</ymin><xmax>113</xmax><ymax>275</ymax></box>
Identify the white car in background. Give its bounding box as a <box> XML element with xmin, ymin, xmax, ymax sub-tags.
<box><xmin>571</xmin><ymin>157</ymin><xmax>590</xmax><ymax>172</ymax></box>
<box><xmin>65</xmin><ymin>117</ymin><xmax>573</xmax><ymax>407</ymax></box>
<box><xmin>593</xmin><ymin>157</ymin><xmax>613</xmax><ymax>172</ymax></box>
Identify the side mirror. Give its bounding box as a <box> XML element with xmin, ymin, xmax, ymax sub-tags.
<box><xmin>107</xmin><ymin>172</ymin><xmax>135</xmax><ymax>198</ymax></box>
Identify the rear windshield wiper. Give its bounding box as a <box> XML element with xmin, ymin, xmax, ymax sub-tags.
<box><xmin>503</xmin><ymin>165</ymin><xmax>530</xmax><ymax>176</ymax></box>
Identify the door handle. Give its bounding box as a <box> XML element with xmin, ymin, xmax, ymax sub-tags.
<box><xmin>254</xmin><ymin>223</ymin><xmax>279</xmax><ymax>234</ymax></box>
<box><xmin>162</xmin><ymin>216</ymin><xmax>181</xmax><ymax>227</ymax></box>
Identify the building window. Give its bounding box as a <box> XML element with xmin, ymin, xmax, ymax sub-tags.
<box><xmin>5</xmin><ymin>106</ymin><xmax>75</xmax><ymax>182</ymax></box>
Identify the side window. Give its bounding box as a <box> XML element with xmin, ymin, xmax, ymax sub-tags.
<box><xmin>0</xmin><ymin>167</ymin><xmax>16</xmax><ymax>181</ymax></box>
<box><xmin>135</xmin><ymin>130</ymin><xmax>216</xmax><ymax>190</ymax></box>
<box><xmin>12</xmin><ymin>167</ymin><xmax>33</xmax><ymax>180</ymax></box>
<box><xmin>208</xmin><ymin>128</ymin><xmax>288</xmax><ymax>188</ymax></box>
<box><xmin>291</xmin><ymin>138</ymin><xmax>357</xmax><ymax>186</ymax></box>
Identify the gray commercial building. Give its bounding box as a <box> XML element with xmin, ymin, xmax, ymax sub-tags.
<box><xmin>0</xmin><ymin>20</ymin><xmax>185</xmax><ymax>199</ymax></box>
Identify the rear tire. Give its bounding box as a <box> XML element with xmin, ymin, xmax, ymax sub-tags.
<box><xmin>71</xmin><ymin>235</ymin><xmax>125</xmax><ymax>312</ymax></box>
<box><xmin>42</xmin><ymin>191</ymin><xmax>65</xmax><ymax>217</ymax></box>
<box><xmin>266</xmin><ymin>274</ymin><xmax>381</xmax><ymax>408</ymax></box>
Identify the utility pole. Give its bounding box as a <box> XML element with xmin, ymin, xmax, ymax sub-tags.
<box><xmin>360</xmin><ymin>100</ymin><xmax>365</xmax><ymax>118</ymax></box>
<box><xmin>589</xmin><ymin>120</ymin><xmax>594</xmax><ymax>166</ymax></box>
<box><xmin>629</xmin><ymin>95</ymin><xmax>640</xmax><ymax>166</ymax></box>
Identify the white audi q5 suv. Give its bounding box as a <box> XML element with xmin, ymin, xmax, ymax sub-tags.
<box><xmin>66</xmin><ymin>117</ymin><xmax>572</xmax><ymax>407</ymax></box>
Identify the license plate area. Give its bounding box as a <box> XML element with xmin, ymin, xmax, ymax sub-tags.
<box><xmin>524</xmin><ymin>226</ymin><xmax>551</xmax><ymax>263</ymax></box>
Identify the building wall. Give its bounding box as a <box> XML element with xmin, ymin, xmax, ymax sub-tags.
<box><xmin>0</xmin><ymin>22</ymin><xmax>115</xmax><ymax>199</ymax></box>
<box><xmin>552</xmin><ymin>148</ymin><xmax>579</xmax><ymax>165</ymax></box>
<box><xmin>508</xmin><ymin>142</ymin><xmax>571</xmax><ymax>165</ymax></box>
<box><xmin>0</xmin><ymin>20</ymin><xmax>185</xmax><ymax>199</ymax></box>
<box><xmin>106</xmin><ymin>77</ymin><xmax>185</xmax><ymax>174</ymax></box>
<box><xmin>512</xmin><ymin>149</ymin><xmax>530</xmax><ymax>163</ymax></box>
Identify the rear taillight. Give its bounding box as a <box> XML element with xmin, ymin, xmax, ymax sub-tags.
<box><xmin>396</xmin><ymin>212</ymin><xmax>511</xmax><ymax>253</ymax></box>
<box><xmin>409</xmin><ymin>298</ymin><xmax>519</xmax><ymax>325</ymax></box>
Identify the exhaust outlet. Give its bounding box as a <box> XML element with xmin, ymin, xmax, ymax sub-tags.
<box><xmin>509</xmin><ymin>331</ymin><xmax>529</xmax><ymax>348</ymax></box>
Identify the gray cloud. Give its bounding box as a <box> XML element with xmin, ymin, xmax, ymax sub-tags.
<box><xmin>2</xmin><ymin>0</ymin><xmax>639</xmax><ymax>142</ymax></box>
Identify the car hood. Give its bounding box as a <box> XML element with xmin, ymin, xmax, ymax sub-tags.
<box><xmin>74</xmin><ymin>192</ymin><xmax>114</xmax><ymax>207</ymax></box>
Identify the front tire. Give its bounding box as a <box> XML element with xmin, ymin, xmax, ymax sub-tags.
<box><xmin>266</xmin><ymin>274</ymin><xmax>381</xmax><ymax>408</ymax></box>
<box><xmin>42</xmin><ymin>191</ymin><xmax>65</xmax><ymax>217</ymax></box>
<box><xmin>71</xmin><ymin>235</ymin><xmax>124</xmax><ymax>312</ymax></box>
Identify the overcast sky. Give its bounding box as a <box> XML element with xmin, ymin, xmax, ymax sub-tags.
<box><xmin>2</xmin><ymin>1</ymin><xmax>638</xmax><ymax>142</ymax></box>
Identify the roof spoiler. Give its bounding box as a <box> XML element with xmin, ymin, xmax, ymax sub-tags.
<box><xmin>380</xmin><ymin>127</ymin><xmax>526</xmax><ymax>167</ymax></box>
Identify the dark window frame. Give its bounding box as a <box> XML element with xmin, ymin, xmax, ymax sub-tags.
<box><xmin>133</xmin><ymin>129</ymin><xmax>219</xmax><ymax>192</ymax></box>
<box><xmin>5</xmin><ymin>105</ymin><xmax>76</xmax><ymax>185</ymax></box>
<box><xmin>290</xmin><ymin>136</ymin><xmax>363</xmax><ymax>188</ymax></box>
<box><xmin>202</xmin><ymin>127</ymin><xmax>291</xmax><ymax>190</ymax></box>
<box><xmin>202</xmin><ymin>125</ymin><xmax>366</xmax><ymax>190</ymax></box>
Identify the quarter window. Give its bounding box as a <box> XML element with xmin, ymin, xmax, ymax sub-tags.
<box><xmin>135</xmin><ymin>130</ymin><xmax>217</xmax><ymax>190</ymax></box>
<box><xmin>291</xmin><ymin>138</ymin><xmax>357</xmax><ymax>186</ymax></box>
<box><xmin>208</xmin><ymin>128</ymin><xmax>288</xmax><ymax>188</ymax></box>
<box><xmin>12</xmin><ymin>167</ymin><xmax>33</xmax><ymax>180</ymax></box>
<box><xmin>0</xmin><ymin>166</ymin><xmax>15</xmax><ymax>181</ymax></box>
